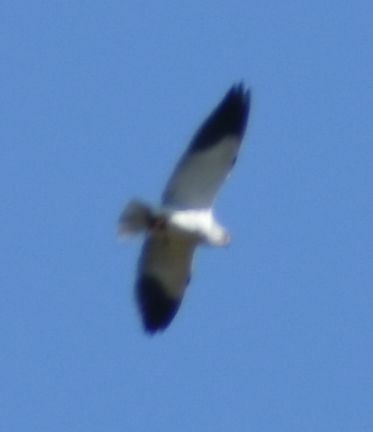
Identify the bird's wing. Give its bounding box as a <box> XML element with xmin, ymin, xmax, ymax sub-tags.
<box><xmin>162</xmin><ymin>84</ymin><xmax>251</xmax><ymax>209</ymax></box>
<box><xmin>136</xmin><ymin>230</ymin><xmax>197</xmax><ymax>333</ymax></box>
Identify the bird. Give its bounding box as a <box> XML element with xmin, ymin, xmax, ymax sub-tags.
<box><xmin>119</xmin><ymin>83</ymin><xmax>251</xmax><ymax>333</ymax></box>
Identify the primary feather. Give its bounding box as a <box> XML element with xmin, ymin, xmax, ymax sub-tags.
<box><xmin>136</xmin><ymin>231</ymin><xmax>197</xmax><ymax>332</ymax></box>
<box><xmin>163</xmin><ymin>84</ymin><xmax>250</xmax><ymax>209</ymax></box>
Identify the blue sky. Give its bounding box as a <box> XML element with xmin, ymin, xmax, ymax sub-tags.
<box><xmin>1</xmin><ymin>1</ymin><xmax>372</xmax><ymax>431</ymax></box>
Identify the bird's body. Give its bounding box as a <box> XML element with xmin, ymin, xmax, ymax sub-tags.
<box><xmin>119</xmin><ymin>83</ymin><xmax>251</xmax><ymax>333</ymax></box>
<box><xmin>168</xmin><ymin>208</ymin><xmax>229</xmax><ymax>246</ymax></box>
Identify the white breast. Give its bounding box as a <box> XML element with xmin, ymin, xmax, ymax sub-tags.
<box><xmin>169</xmin><ymin>209</ymin><xmax>214</xmax><ymax>234</ymax></box>
<box><xmin>167</xmin><ymin>209</ymin><xmax>228</xmax><ymax>246</ymax></box>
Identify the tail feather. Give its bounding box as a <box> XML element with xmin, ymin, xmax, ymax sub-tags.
<box><xmin>118</xmin><ymin>200</ymin><xmax>153</xmax><ymax>237</ymax></box>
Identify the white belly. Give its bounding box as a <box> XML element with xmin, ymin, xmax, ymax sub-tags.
<box><xmin>167</xmin><ymin>209</ymin><xmax>229</xmax><ymax>246</ymax></box>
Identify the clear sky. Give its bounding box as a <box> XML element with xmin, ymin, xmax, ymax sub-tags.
<box><xmin>1</xmin><ymin>1</ymin><xmax>372</xmax><ymax>431</ymax></box>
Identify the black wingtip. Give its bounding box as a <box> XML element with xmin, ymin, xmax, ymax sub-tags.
<box><xmin>219</xmin><ymin>82</ymin><xmax>251</xmax><ymax>135</ymax></box>
<box><xmin>190</xmin><ymin>83</ymin><xmax>251</xmax><ymax>151</ymax></box>
<box><xmin>136</xmin><ymin>274</ymin><xmax>181</xmax><ymax>334</ymax></box>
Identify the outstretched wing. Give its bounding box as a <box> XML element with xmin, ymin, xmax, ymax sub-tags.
<box><xmin>162</xmin><ymin>84</ymin><xmax>251</xmax><ymax>209</ymax></box>
<box><xmin>136</xmin><ymin>231</ymin><xmax>197</xmax><ymax>333</ymax></box>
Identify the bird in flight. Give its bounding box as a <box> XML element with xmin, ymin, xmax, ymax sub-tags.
<box><xmin>119</xmin><ymin>83</ymin><xmax>251</xmax><ymax>333</ymax></box>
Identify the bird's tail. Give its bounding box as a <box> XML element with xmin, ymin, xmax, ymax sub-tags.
<box><xmin>118</xmin><ymin>200</ymin><xmax>153</xmax><ymax>237</ymax></box>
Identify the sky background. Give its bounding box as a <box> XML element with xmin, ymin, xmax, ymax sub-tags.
<box><xmin>1</xmin><ymin>1</ymin><xmax>372</xmax><ymax>431</ymax></box>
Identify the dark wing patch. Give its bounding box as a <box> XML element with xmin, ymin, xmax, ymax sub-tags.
<box><xmin>162</xmin><ymin>83</ymin><xmax>251</xmax><ymax>209</ymax></box>
<box><xmin>136</xmin><ymin>232</ymin><xmax>196</xmax><ymax>333</ymax></box>
<box><xmin>190</xmin><ymin>83</ymin><xmax>250</xmax><ymax>152</ymax></box>
<box><xmin>136</xmin><ymin>274</ymin><xmax>183</xmax><ymax>333</ymax></box>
